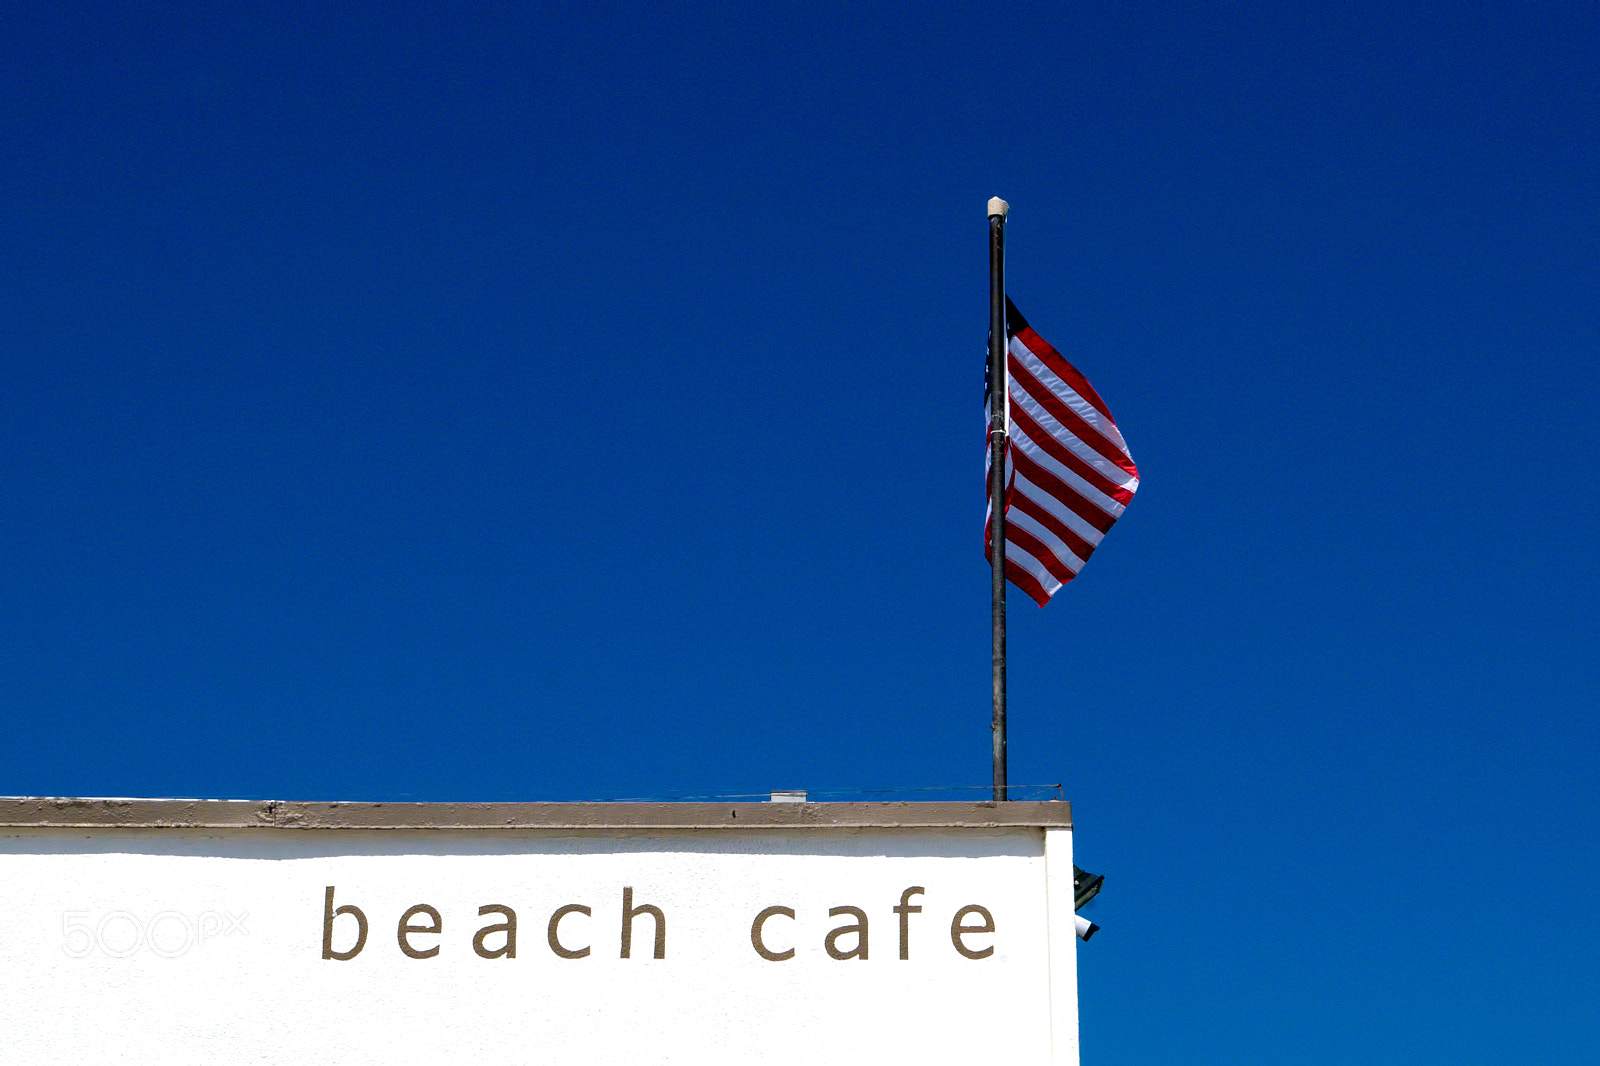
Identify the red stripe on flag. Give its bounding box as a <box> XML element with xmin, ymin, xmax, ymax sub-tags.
<box><xmin>1006</xmin><ymin>487</ymin><xmax>1098</xmax><ymax>566</ymax></box>
<box><xmin>1009</xmin><ymin>351</ymin><xmax>1139</xmax><ymax>484</ymax></box>
<box><xmin>1007</xmin><ymin>560</ymin><xmax>1053</xmax><ymax>608</ymax></box>
<box><xmin>1012</xmin><ymin>324</ymin><xmax>1116</xmax><ymax>425</ymax></box>
<box><xmin>1008</xmin><ymin>401</ymin><xmax>1134</xmax><ymax>508</ymax></box>
<box><xmin>1006</xmin><ymin>521</ymin><xmax>1078</xmax><ymax>588</ymax></box>
<box><xmin>1010</xmin><ymin>448</ymin><xmax>1116</xmax><ymax>536</ymax></box>
<box><xmin>984</xmin><ymin>539</ymin><xmax>1054</xmax><ymax>608</ymax></box>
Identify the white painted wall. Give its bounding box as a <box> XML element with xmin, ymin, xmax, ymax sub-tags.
<box><xmin>0</xmin><ymin>826</ymin><xmax>1076</xmax><ymax>1064</ymax></box>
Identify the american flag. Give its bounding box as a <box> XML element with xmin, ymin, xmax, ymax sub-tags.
<box><xmin>986</xmin><ymin>298</ymin><xmax>1139</xmax><ymax>605</ymax></box>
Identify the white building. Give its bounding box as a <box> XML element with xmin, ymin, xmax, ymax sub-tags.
<box><xmin>0</xmin><ymin>797</ymin><xmax>1081</xmax><ymax>1064</ymax></box>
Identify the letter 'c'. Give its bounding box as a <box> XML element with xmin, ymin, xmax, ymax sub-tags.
<box><xmin>750</xmin><ymin>905</ymin><xmax>795</xmax><ymax>961</ymax></box>
<box><xmin>548</xmin><ymin>904</ymin><xmax>591</xmax><ymax>959</ymax></box>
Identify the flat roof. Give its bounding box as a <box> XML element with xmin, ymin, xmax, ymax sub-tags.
<box><xmin>0</xmin><ymin>797</ymin><xmax>1071</xmax><ymax>831</ymax></box>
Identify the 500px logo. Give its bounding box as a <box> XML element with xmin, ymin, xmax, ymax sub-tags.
<box><xmin>62</xmin><ymin>910</ymin><xmax>249</xmax><ymax>959</ymax></box>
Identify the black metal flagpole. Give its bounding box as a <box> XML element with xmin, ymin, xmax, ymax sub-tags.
<box><xmin>987</xmin><ymin>196</ymin><xmax>1009</xmax><ymax>802</ymax></box>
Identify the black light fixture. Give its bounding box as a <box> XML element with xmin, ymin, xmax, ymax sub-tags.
<box><xmin>1072</xmin><ymin>866</ymin><xmax>1104</xmax><ymax>940</ymax></box>
<box><xmin>1073</xmin><ymin>866</ymin><xmax>1104</xmax><ymax>910</ymax></box>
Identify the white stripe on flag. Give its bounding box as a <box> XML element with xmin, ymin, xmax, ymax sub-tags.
<box><xmin>1008</xmin><ymin>420</ymin><xmax>1126</xmax><ymax>521</ymax></box>
<box><xmin>1010</xmin><ymin>335</ymin><xmax>1132</xmax><ymax>457</ymax></box>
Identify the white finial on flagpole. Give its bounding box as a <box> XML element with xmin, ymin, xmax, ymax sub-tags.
<box><xmin>987</xmin><ymin>197</ymin><xmax>1010</xmax><ymax>218</ymax></box>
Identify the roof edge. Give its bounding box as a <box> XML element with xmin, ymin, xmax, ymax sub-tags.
<box><xmin>0</xmin><ymin>797</ymin><xmax>1071</xmax><ymax>831</ymax></box>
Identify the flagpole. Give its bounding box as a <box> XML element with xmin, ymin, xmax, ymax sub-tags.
<box><xmin>987</xmin><ymin>196</ymin><xmax>1009</xmax><ymax>803</ymax></box>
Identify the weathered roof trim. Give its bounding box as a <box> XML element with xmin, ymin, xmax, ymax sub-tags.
<box><xmin>0</xmin><ymin>797</ymin><xmax>1071</xmax><ymax>831</ymax></box>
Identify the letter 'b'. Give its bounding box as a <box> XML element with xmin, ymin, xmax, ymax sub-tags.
<box><xmin>322</xmin><ymin>886</ymin><xmax>368</xmax><ymax>961</ymax></box>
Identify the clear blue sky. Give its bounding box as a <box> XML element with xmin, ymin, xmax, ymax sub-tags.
<box><xmin>3</xmin><ymin>2</ymin><xmax>1595</xmax><ymax>1061</ymax></box>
